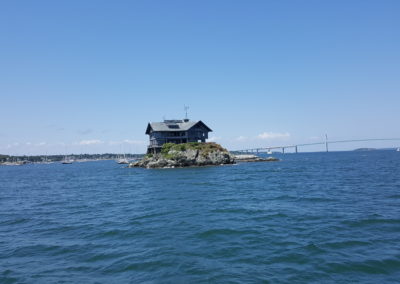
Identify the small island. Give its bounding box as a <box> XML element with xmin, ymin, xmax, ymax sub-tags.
<box><xmin>128</xmin><ymin>142</ymin><xmax>235</xmax><ymax>168</ymax></box>
<box><xmin>128</xmin><ymin>142</ymin><xmax>235</xmax><ymax>169</ymax></box>
<box><xmin>129</xmin><ymin>118</ymin><xmax>279</xmax><ymax>169</ymax></box>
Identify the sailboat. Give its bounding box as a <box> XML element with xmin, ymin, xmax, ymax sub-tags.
<box><xmin>42</xmin><ymin>155</ymin><xmax>51</xmax><ymax>164</ymax></box>
<box><xmin>117</xmin><ymin>152</ymin><xmax>129</xmax><ymax>164</ymax></box>
<box><xmin>62</xmin><ymin>155</ymin><xmax>74</xmax><ymax>164</ymax></box>
<box><xmin>396</xmin><ymin>148</ymin><xmax>400</xmax><ymax>152</ymax></box>
<box><xmin>42</xmin><ymin>151</ymin><xmax>52</xmax><ymax>164</ymax></box>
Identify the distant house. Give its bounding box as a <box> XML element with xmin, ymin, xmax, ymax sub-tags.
<box><xmin>145</xmin><ymin>119</ymin><xmax>212</xmax><ymax>153</ymax></box>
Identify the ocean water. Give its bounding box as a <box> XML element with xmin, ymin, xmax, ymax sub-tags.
<box><xmin>1</xmin><ymin>151</ymin><xmax>400</xmax><ymax>283</ymax></box>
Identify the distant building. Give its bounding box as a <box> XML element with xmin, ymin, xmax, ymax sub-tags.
<box><xmin>145</xmin><ymin>119</ymin><xmax>212</xmax><ymax>153</ymax></box>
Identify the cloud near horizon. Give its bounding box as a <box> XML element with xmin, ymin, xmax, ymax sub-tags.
<box><xmin>108</xmin><ymin>139</ymin><xmax>146</xmax><ymax>145</ymax></box>
<box><xmin>257</xmin><ymin>132</ymin><xmax>290</xmax><ymax>140</ymax></box>
<box><xmin>235</xmin><ymin>136</ymin><xmax>248</xmax><ymax>141</ymax></box>
<box><xmin>78</xmin><ymin>139</ymin><xmax>146</xmax><ymax>146</ymax></box>
<box><xmin>78</xmin><ymin>139</ymin><xmax>104</xmax><ymax>145</ymax></box>
<box><xmin>234</xmin><ymin>132</ymin><xmax>290</xmax><ymax>142</ymax></box>
<box><xmin>208</xmin><ymin>136</ymin><xmax>221</xmax><ymax>142</ymax></box>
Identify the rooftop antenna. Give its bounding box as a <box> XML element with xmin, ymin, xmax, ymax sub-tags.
<box><xmin>184</xmin><ymin>105</ymin><xmax>189</xmax><ymax>120</ymax></box>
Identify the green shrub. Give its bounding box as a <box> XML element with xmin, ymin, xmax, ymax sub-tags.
<box><xmin>163</xmin><ymin>153</ymin><xmax>178</xmax><ymax>160</ymax></box>
<box><xmin>186</xmin><ymin>142</ymin><xmax>200</xmax><ymax>148</ymax></box>
<box><xmin>160</xmin><ymin>142</ymin><xmax>228</xmax><ymax>158</ymax></box>
<box><xmin>161</xmin><ymin>143</ymin><xmax>175</xmax><ymax>155</ymax></box>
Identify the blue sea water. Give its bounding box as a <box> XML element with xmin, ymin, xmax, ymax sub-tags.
<box><xmin>1</xmin><ymin>151</ymin><xmax>400</xmax><ymax>283</ymax></box>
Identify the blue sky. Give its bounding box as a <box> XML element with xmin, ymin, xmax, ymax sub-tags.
<box><xmin>1</xmin><ymin>0</ymin><xmax>399</xmax><ymax>154</ymax></box>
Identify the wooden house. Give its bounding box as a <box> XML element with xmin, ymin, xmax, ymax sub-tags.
<box><xmin>145</xmin><ymin>119</ymin><xmax>212</xmax><ymax>153</ymax></box>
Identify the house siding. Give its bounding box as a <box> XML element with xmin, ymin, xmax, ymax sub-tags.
<box><xmin>146</xmin><ymin>120</ymin><xmax>212</xmax><ymax>153</ymax></box>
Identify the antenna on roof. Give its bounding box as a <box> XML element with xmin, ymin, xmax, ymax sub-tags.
<box><xmin>184</xmin><ymin>105</ymin><xmax>189</xmax><ymax>120</ymax></box>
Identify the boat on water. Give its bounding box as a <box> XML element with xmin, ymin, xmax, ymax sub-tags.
<box><xmin>397</xmin><ymin>148</ymin><xmax>400</xmax><ymax>152</ymax></box>
<box><xmin>117</xmin><ymin>159</ymin><xmax>129</xmax><ymax>164</ymax></box>
<box><xmin>267</xmin><ymin>150</ymin><xmax>273</xmax><ymax>155</ymax></box>
<box><xmin>42</xmin><ymin>154</ymin><xmax>52</xmax><ymax>164</ymax></box>
<box><xmin>61</xmin><ymin>156</ymin><xmax>74</xmax><ymax>164</ymax></box>
<box><xmin>116</xmin><ymin>153</ymin><xmax>129</xmax><ymax>164</ymax></box>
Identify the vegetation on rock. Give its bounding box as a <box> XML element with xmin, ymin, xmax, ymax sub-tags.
<box><xmin>161</xmin><ymin>142</ymin><xmax>230</xmax><ymax>161</ymax></box>
<box><xmin>161</xmin><ymin>142</ymin><xmax>228</xmax><ymax>157</ymax></box>
<box><xmin>130</xmin><ymin>142</ymin><xmax>234</xmax><ymax>168</ymax></box>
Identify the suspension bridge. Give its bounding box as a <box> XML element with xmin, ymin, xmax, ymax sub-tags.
<box><xmin>232</xmin><ymin>137</ymin><xmax>400</xmax><ymax>154</ymax></box>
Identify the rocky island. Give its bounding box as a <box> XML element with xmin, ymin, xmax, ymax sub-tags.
<box><xmin>128</xmin><ymin>142</ymin><xmax>235</xmax><ymax>168</ymax></box>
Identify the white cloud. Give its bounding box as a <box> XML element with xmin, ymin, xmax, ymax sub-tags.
<box><xmin>109</xmin><ymin>139</ymin><xmax>146</xmax><ymax>145</ymax></box>
<box><xmin>122</xmin><ymin>139</ymin><xmax>146</xmax><ymax>145</ymax></box>
<box><xmin>235</xmin><ymin>136</ymin><xmax>248</xmax><ymax>141</ymax></box>
<box><xmin>3</xmin><ymin>141</ymin><xmax>47</xmax><ymax>148</ymax></box>
<box><xmin>257</xmin><ymin>132</ymin><xmax>290</xmax><ymax>140</ymax></box>
<box><xmin>79</xmin><ymin>139</ymin><xmax>104</xmax><ymax>145</ymax></box>
<box><xmin>208</xmin><ymin>136</ymin><xmax>221</xmax><ymax>142</ymax></box>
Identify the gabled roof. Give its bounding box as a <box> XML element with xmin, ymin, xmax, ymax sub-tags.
<box><xmin>145</xmin><ymin>120</ymin><xmax>212</xmax><ymax>134</ymax></box>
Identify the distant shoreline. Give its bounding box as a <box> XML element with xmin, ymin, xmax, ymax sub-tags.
<box><xmin>0</xmin><ymin>154</ymin><xmax>144</xmax><ymax>165</ymax></box>
<box><xmin>1</xmin><ymin>148</ymin><xmax>399</xmax><ymax>166</ymax></box>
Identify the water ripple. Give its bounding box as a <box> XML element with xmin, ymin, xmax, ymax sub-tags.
<box><xmin>0</xmin><ymin>152</ymin><xmax>399</xmax><ymax>282</ymax></box>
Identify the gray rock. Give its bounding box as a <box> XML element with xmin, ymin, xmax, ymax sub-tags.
<box><xmin>128</xmin><ymin>145</ymin><xmax>235</xmax><ymax>169</ymax></box>
<box><xmin>233</xmin><ymin>154</ymin><xmax>279</xmax><ymax>162</ymax></box>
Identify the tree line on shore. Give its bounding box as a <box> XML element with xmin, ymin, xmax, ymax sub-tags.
<box><xmin>0</xmin><ymin>153</ymin><xmax>144</xmax><ymax>163</ymax></box>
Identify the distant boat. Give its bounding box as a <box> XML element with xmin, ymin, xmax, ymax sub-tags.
<box><xmin>116</xmin><ymin>153</ymin><xmax>129</xmax><ymax>164</ymax></box>
<box><xmin>62</xmin><ymin>155</ymin><xmax>74</xmax><ymax>164</ymax></box>
<box><xmin>267</xmin><ymin>149</ymin><xmax>273</xmax><ymax>155</ymax></box>
<box><xmin>42</xmin><ymin>154</ymin><xmax>52</xmax><ymax>164</ymax></box>
<box><xmin>397</xmin><ymin>148</ymin><xmax>400</xmax><ymax>152</ymax></box>
<box><xmin>117</xmin><ymin>159</ymin><xmax>129</xmax><ymax>164</ymax></box>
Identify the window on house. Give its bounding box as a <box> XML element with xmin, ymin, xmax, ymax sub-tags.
<box><xmin>167</xmin><ymin>124</ymin><xmax>179</xmax><ymax>129</ymax></box>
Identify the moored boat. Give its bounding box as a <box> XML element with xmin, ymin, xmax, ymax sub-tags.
<box><xmin>116</xmin><ymin>153</ymin><xmax>129</xmax><ymax>164</ymax></box>
<box><xmin>61</xmin><ymin>156</ymin><xmax>74</xmax><ymax>164</ymax></box>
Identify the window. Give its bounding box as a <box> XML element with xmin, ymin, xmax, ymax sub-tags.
<box><xmin>167</xmin><ymin>124</ymin><xmax>179</xmax><ymax>129</ymax></box>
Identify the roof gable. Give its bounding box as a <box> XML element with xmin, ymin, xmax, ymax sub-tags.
<box><xmin>145</xmin><ymin>123</ymin><xmax>152</xmax><ymax>134</ymax></box>
<box><xmin>192</xmin><ymin>120</ymin><xmax>212</xmax><ymax>132</ymax></box>
<box><xmin>145</xmin><ymin>120</ymin><xmax>212</xmax><ymax>134</ymax></box>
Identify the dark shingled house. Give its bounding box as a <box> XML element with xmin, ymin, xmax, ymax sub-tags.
<box><xmin>145</xmin><ymin>119</ymin><xmax>212</xmax><ymax>153</ymax></box>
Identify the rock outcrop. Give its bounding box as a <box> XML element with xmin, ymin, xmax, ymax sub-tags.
<box><xmin>128</xmin><ymin>142</ymin><xmax>235</xmax><ymax>169</ymax></box>
<box><xmin>234</xmin><ymin>154</ymin><xmax>280</xmax><ymax>162</ymax></box>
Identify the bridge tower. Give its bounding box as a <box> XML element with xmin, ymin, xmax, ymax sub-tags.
<box><xmin>325</xmin><ymin>134</ymin><xmax>329</xmax><ymax>152</ymax></box>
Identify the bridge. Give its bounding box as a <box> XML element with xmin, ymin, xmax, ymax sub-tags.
<box><xmin>232</xmin><ymin>137</ymin><xmax>400</xmax><ymax>154</ymax></box>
